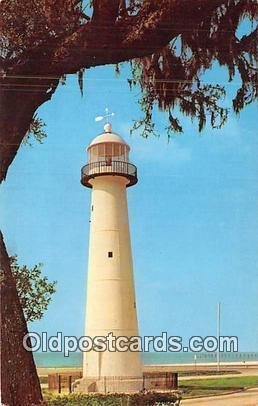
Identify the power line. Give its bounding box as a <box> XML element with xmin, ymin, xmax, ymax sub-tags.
<box><xmin>0</xmin><ymin>79</ymin><xmax>255</xmax><ymax>88</ymax></box>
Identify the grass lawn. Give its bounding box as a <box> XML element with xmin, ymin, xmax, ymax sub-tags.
<box><xmin>179</xmin><ymin>375</ymin><xmax>258</xmax><ymax>398</ymax></box>
<box><xmin>178</xmin><ymin>369</ymin><xmax>240</xmax><ymax>377</ymax></box>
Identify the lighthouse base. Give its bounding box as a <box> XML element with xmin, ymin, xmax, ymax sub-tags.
<box><xmin>73</xmin><ymin>376</ymin><xmax>144</xmax><ymax>394</ymax></box>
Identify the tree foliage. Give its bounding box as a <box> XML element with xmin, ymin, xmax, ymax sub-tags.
<box><xmin>22</xmin><ymin>114</ymin><xmax>47</xmax><ymax>146</ymax></box>
<box><xmin>10</xmin><ymin>255</ymin><xmax>57</xmax><ymax>322</ymax></box>
<box><xmin>129</xmin><ymin>1</ymin><xmax>257</xmax><ymax>137</ymax></box>
<box><xmin>0</xmin><ymin>0</ymin><xmax>257</xmax><ymax>181</ymax></box>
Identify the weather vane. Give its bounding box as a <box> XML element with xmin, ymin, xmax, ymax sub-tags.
<box><xmin>95</xmin><ymin>107</ymin><xmax>115</xmax><ymax>123</ymax></box>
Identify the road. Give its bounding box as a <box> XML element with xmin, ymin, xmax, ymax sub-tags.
<box><xmin>181</xmin><ymin>388</ymin><xmax>258</xmax><ymax>405</ymax></box>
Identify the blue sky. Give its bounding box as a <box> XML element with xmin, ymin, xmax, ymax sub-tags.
<box><xmin>1</xmin><ymin>60</ymin><xmax>257</xmax><ymax>352</ymax></box>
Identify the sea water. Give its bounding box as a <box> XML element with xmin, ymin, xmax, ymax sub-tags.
<box><xmin>34</xmin><ymin>351</ymin><xmax>258</xmax><ymax>368</ymax></box>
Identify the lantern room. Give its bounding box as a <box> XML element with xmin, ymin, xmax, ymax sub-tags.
<box><xmin>88</xmin><ymin>123</ymin><xmax>129</xmax><ymax>163</ymax></box>
<box><xmin>81</xmin><ymin>123</ymin><xmax>137</xmax><ymax>188</ymax></box>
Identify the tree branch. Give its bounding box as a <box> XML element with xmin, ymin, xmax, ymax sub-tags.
<box><xmin>0</xmin><ymin>231</ymin><xmax>42</xmax><ymax>405</ymax></box>
<box><xmin>5</xmin><ymin>0</ymin><xmax>223</xmax><ymax>77</ymax></box>
<box><xmin>92</xmin><ymin>0</ymin><xmax>121</xmax><ymax>23</ymax></box>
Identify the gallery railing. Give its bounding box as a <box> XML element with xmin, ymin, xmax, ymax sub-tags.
<box><xmin>81</xmin><ymin>160</ymin><xmax>138</xmax><ymax>188</ymax></box>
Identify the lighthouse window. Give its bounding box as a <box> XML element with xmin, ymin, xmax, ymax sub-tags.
<box><xmin>105</xmin><ymin>143</ymin><xmax>112</xmax><ymax>158</ymax></box>
<box><xmin>98</xmin><ymin>144</ymin><xmax>105</xmax><ymax>157</ymax></box>
<box><xmin>108</xmin><ymin>251</ymin><xmax>113</xmax><ymax>258</ymax></box>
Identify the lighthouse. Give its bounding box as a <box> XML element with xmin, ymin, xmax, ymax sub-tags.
<box><xmin>75</xmin><ymin>122</ymin><xmax>142</xmax><ymax>393</ymax></box>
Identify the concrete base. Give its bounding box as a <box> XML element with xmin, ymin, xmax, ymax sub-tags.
<box><xmin>73</xmin><ymin>372</ymin><xmax>178</xmax><ymax>394</ymax></box>
<box><xmin>73</xmin><ymin>376</ymin><xmax>143</xmax><ymax>394</ymax></box>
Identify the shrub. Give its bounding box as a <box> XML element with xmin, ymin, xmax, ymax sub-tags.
<box><xmin>43</xmin><ymin>391</ymin><xmax>181</xmax><ymax>405</ymax></box>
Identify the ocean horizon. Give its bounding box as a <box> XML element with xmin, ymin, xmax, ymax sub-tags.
<box><xmin>34</xmin><ymin>351</ymin><xmax>258</xmax><ymax>368</ymax></box>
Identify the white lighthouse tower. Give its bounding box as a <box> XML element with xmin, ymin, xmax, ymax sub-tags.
<box><xmin>75</xmin><ymin>121</ymin><xmax>142</xmax><ymax>393</ymax></box>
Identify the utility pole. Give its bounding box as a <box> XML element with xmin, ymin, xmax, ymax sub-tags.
<box><xmin>217</xmin><ymin>302</ymin><xmax>221</xmax><ymax>372</ymax></box>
